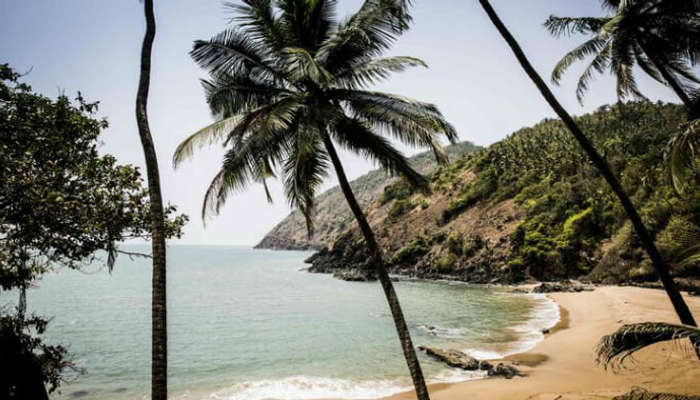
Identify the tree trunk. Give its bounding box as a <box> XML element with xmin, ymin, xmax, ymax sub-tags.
<box><xmin>136</xmin><ymin>1</ymin><xmax>168</xmax><ymax>398</ymax></box>
<box><xmin>322</xmin><ymin>134</ymin><xmax>431</xmax><ymax>400</ymax></box>
<box><xmin>477</xmin><ymin>0</ymin><xmax>698</xmax><ymax>329</ymax></box>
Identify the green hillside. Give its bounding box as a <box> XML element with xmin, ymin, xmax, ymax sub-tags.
<box><xmin>307</xmin><ymin>102</ymin><xmax>700</xmax><ymax>284</ymax></box>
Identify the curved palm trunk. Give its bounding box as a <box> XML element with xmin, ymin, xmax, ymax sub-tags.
<box><xmin>322</xmin><ymin>134</ymin><xmax>431</xmax><ymax>400</ymax></box>
<box><xmin>477</xmin><ymin>0</ymin><xmax>698</xmax><ymax>333</ymax></box>
<box><xmin>136</xmin><ymin>0</ymin><xmax>168</xmax><ymax>398</ymax></box>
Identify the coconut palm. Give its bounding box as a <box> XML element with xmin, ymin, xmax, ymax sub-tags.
<box><xmin>174</xmin><ymin>1</ymin><xmax>457</xmax><ymax>398</ymax></box>
<box><xmin>475</xmin><ymin>0</ymin><xmax>698</xmax><ymax>331</ymax></box>
<box><xmin>135</xmin><ymin>0</ymin><xmax>168</xmax><ymax>398</ymax></box>
<box><xmin>597</xmin><ymin>322</ymin><xmax>700</xmax><ymax>369</ymax></box>
<box><xmin>544</xmin><ymin>0</ymin><xmax>700</xmax><ymax>116</ymax></box>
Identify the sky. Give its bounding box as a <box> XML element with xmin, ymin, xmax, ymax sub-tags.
<box><xmin>0</xmin><ymin>1</ymin><xmax>682</xmax><ymax>246</ymax></box>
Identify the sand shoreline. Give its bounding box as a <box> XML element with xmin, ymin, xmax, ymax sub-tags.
<box><xmin>384</xmin><ymin>286</ymin><xmax>700</xmax><ymax>400</ymax></box>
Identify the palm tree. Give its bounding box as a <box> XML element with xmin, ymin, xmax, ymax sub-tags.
<box><xmin>544</xmin><ymin>0</ymin><xmax>700</xmax><ymax>117</ymax></box>
<box><xmin>173</xmin><ymin>1</ymin><xmax>457</xmax><ymax>398</ymax></box>
<box><xmin>475</xmin><ymin>0</ymin><xmax>698</xmax><ymax>330</ymax></box>
<box><xmin>135</xmin><ymin>0</ymin><xmax>168</xmax><ymax>398</ymax></box>
<box><xmin>597</xmin><ymin>321</ymin><xmax>700</xmax><ymax>369</ymax></box>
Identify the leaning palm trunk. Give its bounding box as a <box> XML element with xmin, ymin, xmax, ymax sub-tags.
<box><xmin>476</xmin><ymin>0</ymin><xmax>698</xmax><ymax>334</ymax></box>
<box><xmin>323</xmin><ymin>134</ymin><xmax>430</xmax><ymax>400</ymax></box>
<box><xmin>136</xmin><ymin>0</ymin><xmax>168</xmax><ymax>398</ymax></box>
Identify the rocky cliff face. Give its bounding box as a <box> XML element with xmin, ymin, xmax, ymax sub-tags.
<box><xmin>255</xmin><ymin>141</ymin><xmax>481</xmax><ymax>250</ymax></box>
<box><xmin>306</xmin><ymin>169</ymin><xmax>524</xmax><ymax>283</ymax></box>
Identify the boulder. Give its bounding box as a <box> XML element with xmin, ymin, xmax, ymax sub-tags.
<box><xmin>478</xmin><ymin>360</ymin><xmax>493</xmax><ymax>371</ymax></box>
<box><xmin>531</xmin><ymin>281</ymin><xmax>592</xmax><ymax>293</ymax></box>
<box><xmin>487</xmin><ymin>363</ymin><xmax>522</xmax><ymax>379</ymax></box>
<box><xmin>332</xmin><ymin>270</ymin><xmax>376</xmax><ymax>282</ymax></box>
<box><xmin>418</xmin><ymin>346</ymin><xmax>480</xmax><ymax>370</ymax></box>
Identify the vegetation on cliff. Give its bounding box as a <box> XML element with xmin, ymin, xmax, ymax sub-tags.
<box><xmin>308</xmin><ymin>101</ymin><xmax>700</xmax><ymax>284</ymax></box>
<box><xmin>256</xmin><ymin>141</ymin><xmax>480</xmax><ymax>249</ymax></box>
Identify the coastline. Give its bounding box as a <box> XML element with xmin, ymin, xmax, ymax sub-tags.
<box><xmin>384</xmin><ymin>286</ymin><xmax>700</xmax><ymax>400</ymax></box>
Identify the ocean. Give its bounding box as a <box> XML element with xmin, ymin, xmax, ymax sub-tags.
<box><xmin>5</xmin><ymin>245</ymin><xmax>559</xmax><ymax>399</ymax></box>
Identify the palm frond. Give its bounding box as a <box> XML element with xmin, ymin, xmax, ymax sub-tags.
<box><xmin>225</xmin><ymin>0</ymin><xmax>287</xmax><ymax>52</ymax></box>
<box><xmin>316</xmin><ymin>0</ymin><xmax>413</xmax><ymax>73</ymax></box>
<box><xmin>666</xmin><ymin>118</ymin><xmax>700</xmax><ymax>193</ymax></box>
<box><xmin>596</xmin><ymin>322</ymin><xmax>700</xmax><ymax>371</ymax></box>
<box><xmin>551</xmin><ymin>37</ymin><xmax>608</xmax><ymax>85</ymax></box>
<box><xmin>574</xmin><ymin>41</ymin><xmax>612</xmax><ymax>103</ymax></box>
<box><xmin>173</xmin><ymin>116</ymin><xmax>242</xmax><ymax>168</ymax></box>
<box><xmin>190</xmin><ymin>27</ymin><xmax>285</xmax><ymax>82</ymax></box>
<box><xmin>610</xmin><ymin>36</ymin><xmax>646</xmax><ymax>101</ymax></box>
<box><xmin>330</xmin><ymin>114</ymin><xmax>428</xmax><ymax>190</ymax></box>
<box><xmin>677</xmin><ymin>243</ymin><xmax>700</xmax><ymax>269</ymax></box>
<box><xmin>201</xmin><ymin>74</ymin><xmax>290</xmax><ymax>117</ymax></box>
<box><xmin>544</xmin><ymin>15</ymin><xmax>608</xmax><ymax>37</ymax></box>
<box><xmin>331</xmin><ymin>89</ymin><xmax>458</xmax><ymax>153</ymax></box>
<box><xmin>333</xmin><ymin>56</ymin><xmax>426</xmax><ymax>88</ymax></box>
<box><xmin>202</xmin><ymin>128</ymin><xmax>288</xmax><ymax>220</ymax></box>
<box><xmin>280</xmin><ymin>46</ymin><xmax>334</xmax><ymax>85</ymax></box>
<box><xmin>283</xmin><ymin>125</ymin><xmax>329</xmax><ymax>237</ymax></box>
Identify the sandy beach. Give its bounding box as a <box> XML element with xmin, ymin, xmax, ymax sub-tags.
<box><xmin>386</xmin><ymin>286</ymin><xmax>700</xmax><ymax>400</ymax></box>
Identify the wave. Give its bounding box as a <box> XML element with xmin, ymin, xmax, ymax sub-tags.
<box><xmin>208</xmin><ymin>376</ymin><xmax>411</xmax><ymax>400</ymax></box>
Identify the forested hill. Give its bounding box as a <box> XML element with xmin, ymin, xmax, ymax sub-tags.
<box><xmin>255</xmin><ymin>141</ymin><xmax>481</xmax><ymax>250</ymax></box>
<box><xmin>306</xmin><ymin>102</ymin><xmax>700</xmax><ymax>284</ymax></box>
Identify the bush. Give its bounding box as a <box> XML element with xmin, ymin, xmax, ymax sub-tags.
<box><xmin>435</xmin><ymin>253</ymin><xmax>459</xmax><ymax>272</ymax></box>
<box><xmin>392</xmin><ymin>235</ymin><xmax>430</xmax><ymax>265</ymax></box>
<box><xmin>388</xmin><ymin>199</ymin><xmax>414</xmax><ymax>220</ymax></box>
<box><xmin>446</xmin><ymin>232</ymin><xmax>463</xmax><ymax>255</ymax></box>
<box><xmin>380</xmin><ymin>180</ymin><xmax>413</xmax><ymax>205</ymax></box>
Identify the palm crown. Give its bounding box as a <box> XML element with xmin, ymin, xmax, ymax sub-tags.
<box><xmin>544</xmin><ymin>0</ymin><xmax>700</xmax><ymax>103</ymax></box>
<box><xmin>174</xmin><ymin>0</ymin><xmax>457</xmax><ymax>235</ymax></box>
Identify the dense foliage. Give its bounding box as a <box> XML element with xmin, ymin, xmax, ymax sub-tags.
<box><xmin>438</xmin><ymin>101</ymin><xmax>699</xmax><ymax>281</ymax></box>
<box><xmin>0</xmin><ymin>64</ymin><xmax>187</xmax><ymax>396</ymax></box>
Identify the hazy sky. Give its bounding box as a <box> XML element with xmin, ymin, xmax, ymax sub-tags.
<box><xmin>1</xmin><ymin>1</ymin><xmax>681</xmax><ymax>246</ymax></box>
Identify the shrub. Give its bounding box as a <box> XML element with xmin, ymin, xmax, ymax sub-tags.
<box><xmin>446</xmin><ymin>232</ymin><xmax>463</xmax><ymax>255</ymax></box>
<box><xmin>435</xmin><ymin>253</ymin><xmax>458</xmax><ymax>272</ymax></box>
<box><xmin>380</xmin><ymin>180</ymin><xmax>413</xmax><ymax>205</ymax></box>
<box><xmin>388</xmin><ymin>199</ymin><xmax>414</xmax><ymax>220</ymax></box>
<box><xmin>392</xmin><ymin>235</ymin><xmax>430</xmax><ymax>265</ymax></box>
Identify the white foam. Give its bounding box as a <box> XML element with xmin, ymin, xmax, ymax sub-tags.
<box><xmin>208</xmin><ymin>376</ymin><xmax>410</xmax><ymax>400</ymax></box>
<box><xmin>461</xmin><ymin>293</ymin><xmax>560</xmax><ymax>360</ymax></box>
<box><xmin>431</xmin><ymin>368</ymin><xmax>486</xmax><ymax>383</ymax></box>
<box><xmin>417</xmin><ymin>324</ymin><xmax>473</xmax><ymax>339</ymax></box>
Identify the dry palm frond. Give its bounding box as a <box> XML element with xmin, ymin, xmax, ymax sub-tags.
<box><xmin>613</xmin><ymin>387</ymin><xmax>700</xmax><ymax>400</ymax></box>
<box><xmin>596</xmin><ymin>322</ymin><xmax>700</xmax><ymax>370</ymax></box>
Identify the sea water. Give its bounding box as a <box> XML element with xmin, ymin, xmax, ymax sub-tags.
<box><xmin>3</xmin><ymin>245</ymin><xmax>559</xmax><ymax>399</ymax></box>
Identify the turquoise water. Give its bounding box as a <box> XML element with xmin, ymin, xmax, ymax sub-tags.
<box><xmin>2</xmin><ymin>246</ymin><xmax>558</xmax><ymax>400</ymax></box>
